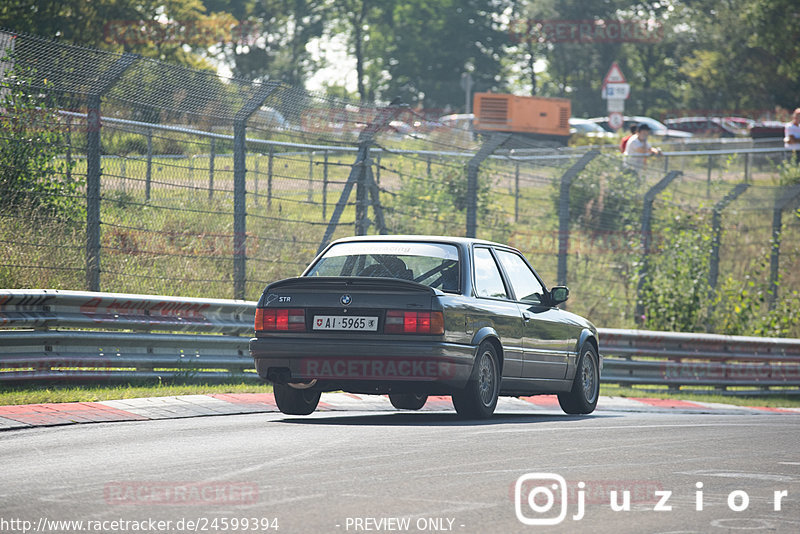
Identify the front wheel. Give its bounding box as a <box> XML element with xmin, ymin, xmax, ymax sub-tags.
<box><xmin>452</xmin><ymin>341</ymin><xmax>500</xmax><ymax>419</ymax></box>
<box><xmin>558</xmin><ymin>343</ymin><xmax>599</xmax><ymax>415</ymax></box>
<box><xmin>389</xmin><ymin>393</ymin><xmax>428</xmax><ymax>410</ymax></box>
<box><xmin>273</xmin><ymin>383</ymin><xmax>321</xmax><ymax>415</ymax></box>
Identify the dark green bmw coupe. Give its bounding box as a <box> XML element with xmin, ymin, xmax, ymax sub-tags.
<box><xmin>250</xmin><ymin>235</ymin><xmax>600</xmax><ymax>419</ymax></box>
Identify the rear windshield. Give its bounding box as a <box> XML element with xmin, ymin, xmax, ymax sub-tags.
<box><xmin>306</xmin><ymin>242</ymin><xmax>460</xmax><ymax>292</ymax></box>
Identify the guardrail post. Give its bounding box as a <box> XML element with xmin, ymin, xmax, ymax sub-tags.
<box><xmin>233</xmin><ymin>82</ymin><xmax>278</xmax><ymax>300</ymax></box>
<box><xmin>85</xmin><ymin>52</ymin><xmax>139</xmax><ymax>292</ymax></box>
<box><xmin>769</xmin><ymin>184</ymin><xmax>800</xmax><ymax>309</ymax></box>
<box><xmin>466</xmin><ymin>133</ymin><xmax>511</xmax><ymax>238</ymax></box>
<box><xmin>556</xmin><ymin>151</ymin><xmax>600</xmax><ymax>286</ymax></box>
<box><xmin>635</xmin><ymin>170</ymin><xmax>682</xmax><ymax>323</ymax></box>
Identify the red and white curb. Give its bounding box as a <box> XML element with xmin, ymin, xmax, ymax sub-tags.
<box><xmin>0</xmin><ymin>393</ymin><xmax>798</xmax><ymax>430</ymax></box>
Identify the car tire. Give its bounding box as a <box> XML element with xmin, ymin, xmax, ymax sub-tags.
<box><xmin>452</xmin><ymin>341</ymin><xmax>500</xmax><ymax>419</ymax></box>
<box><xmin>558</xmin><ymin>343</ymin><xmax>599</xmax><ymax>415</ymax></box>
<box><xmin>389</xmin><ymin>393</ymin><xmax>428</xmax><ymax>410</ymax></box>
<box><xmin>273</xmin><ymin>383</ymin><xmax>321</xmax><ymax>416</ymax></box>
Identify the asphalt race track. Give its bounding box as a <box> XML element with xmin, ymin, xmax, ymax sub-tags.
<box><xmin>1</xmin><ymin>406</ymin><xmax>799</xmax><ymax>534</ymax></box>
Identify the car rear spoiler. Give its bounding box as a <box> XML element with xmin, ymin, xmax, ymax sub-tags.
<box><xmin>264</xmin><ymin>277</ymin><xmax>441</xmax><ymax>295</ymax></box>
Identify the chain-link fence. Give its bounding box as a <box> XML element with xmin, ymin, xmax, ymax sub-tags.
<box><xmin>2</xmin><ymin>29</ymin><xmax>799</xmax><ymax>335</ymax></box>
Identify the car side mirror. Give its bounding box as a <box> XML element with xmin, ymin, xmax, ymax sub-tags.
<box><xmin>550</xmin><ymin>286</ymin><xmax>569</xmax><ymax>305</ymax></box>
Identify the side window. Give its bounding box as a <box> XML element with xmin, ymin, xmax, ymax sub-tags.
<box><xmin>495</xmin><ymin>250</ymin><xmax>544</xmax><ymax>304</ymax></box>
<box><xmin>473</xmin><ymin>248</ymin><xmax>508</xmax><ymax>299</ymax></box>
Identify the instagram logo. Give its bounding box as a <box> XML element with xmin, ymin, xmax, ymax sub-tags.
<box><xmin>515</xmin><ymin>473</ymin><xmax>571</xmax><ymax>525</ymax></box>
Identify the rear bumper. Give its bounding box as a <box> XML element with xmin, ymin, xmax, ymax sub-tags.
<box><xmin>250</xmin><ymin>336</ymin><xmax>475</xmax><ymax>393</ymax></box>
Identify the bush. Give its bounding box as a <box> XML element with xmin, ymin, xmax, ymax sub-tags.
<box><xmin>638</xmin><ymin>210</ymin><xmax>712</xmax><ymax>332</ymax></box>
<box><xmin>556</xmin><ymin>157</ymin><xmax>641</xmax><ymax>235</ymax></box>
<box><xmin>0</xmin><ymin>63</ymin><xmax>82</xmax><ymax>218</ymax></box>
<box><xmin>710</xmin><ymin>255</ymin><xmax>800</xmax><ymax>337</ymax></box>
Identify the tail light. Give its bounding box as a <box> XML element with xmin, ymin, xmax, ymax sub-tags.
<box><xmin>385</xmin><ymin>310</ymin><xmax>444</xmax><ymax>335</ymax></box>
<box><xmin>255</xmin><ymin>308</ymin><xmax>306</xmax><ymax>332</ymax></box>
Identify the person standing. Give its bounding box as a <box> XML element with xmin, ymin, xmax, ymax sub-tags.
<box><xmin>624</xmin><ymin>124</ymin><xmax>662</xmax><ymax>172</ymax></box>
<box><xmin>619</xmin><ymin>124</ymin><xmax>637</xmax><ymax>153</ymax></box>
<box><xmin>785</xmin><ymin>108</ymin><xmax>800</xmax><ymax>164</ymax></box>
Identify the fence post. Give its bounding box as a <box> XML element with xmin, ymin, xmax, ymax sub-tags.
<box><xmin>514</xmin><ymin>161</ymin><xmax>520</xmax><ymax>223</ymax></box>
<box><xmin>706</xmin><ymin>154</ymin><xmax>712</xmax><ymax>198</ymax></box>
<box><xmin>85</xmin><ymin>52</ymin><xmax>138</xmax><ymax>292</ymax></box>
<box><xmin>267</xmin><ymin>147</ymin><xmax>273</xmax><ymax>209</ymax></box>
<box><xmin>556</xmin><ymin>151</ymin><xmax>600</xmax><ymax>286</ymax></box>
<box><xmin>768</xmin><ymin>184</ymin><xmax>800</xmax><ymax>309</ymax></box>
<box><xmin>355</xmin><ymin>142</ymin><xmax>369</xmax><ymax>236</ymax></box>
<box><xmin>253</xmin><ymin>152</ymin><xmax>259</xmax><ymax>207</ymax></box>
<box><xmin>323</xmin><ymin>150</ymin><xmax>328</xmax><ymax>220</ymax></box>
<box><xmin>145</xmin><ymin>127</ymin><xmax>152</xmax><ymax>202</ymax></box>
<box><xmin>635</xmin><ymin>170</ymin><xmax>682</xmax><ymax>323</ymax></box>
<box><xmin>232</xmin><ymin>82</ymin><xmax>277</xmax><ymax>300</ymax></box>
<box><xmin>316</xmin><ymin>103</ymin><xmax>405</xmax><ymax>254</ymax></box>
<box><xmin>65</xmin><ymin>116</ymin><xmax>72</xmax><ymax>182</ymax></box>
<box><xmin>208</xmin><ymin>137</ymin><xmax>215</xmax><ymax>202</ymax></box>
<box><xmin>466</xmin><ymin>133</ymin><xmax>511</xmax><ymax>238</ymax></box>
<box><xmin>744</xmin><ymin>152</ymin><xmax>751</xmax><ymax>182</ymax></box>
<box><xmin>427</xmin><ymin>155</ymin><xmax>432</xmax><ymax>182</ymax></box>
<box><xmin>375</xmin><ymin>152</ymin><xmax>381</xmax><ymax>185</ymax></box>
<box><xmin>308</xmin><ymin>151</ymin><xmax>314</xmax><ymax>202</ymax></box>
<box><xmin>708</xmin><ymin>183</ymin><xmax>750</xmax><ymax>294</ymax></box>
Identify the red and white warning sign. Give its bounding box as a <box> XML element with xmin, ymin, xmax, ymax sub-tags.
<box><xmin>603</xmin><ymin>61</ymin><xmax>627</xmax><ymax>85</ymax></box>
<box><xmin>608</xmin><ymin>111</ymin><xmax>624</xmax><ymax>131</ymax></box>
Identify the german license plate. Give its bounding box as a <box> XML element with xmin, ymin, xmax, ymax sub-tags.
<box><xmin>313</xmin><ymin>315</ymin><xmax>379</xmax><ymax>331</ymax></box>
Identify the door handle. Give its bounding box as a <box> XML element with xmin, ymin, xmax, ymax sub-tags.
<box><xmin>522</xmin><ymin>312</ymin><xmax>533</xmax><ymax>322</ymax></box>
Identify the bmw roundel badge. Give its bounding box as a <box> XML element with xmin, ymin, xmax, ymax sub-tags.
<box><xmin>340</xmin><ymin>294</ymin><xmax>352</xmax><ymax>306</ymax></box>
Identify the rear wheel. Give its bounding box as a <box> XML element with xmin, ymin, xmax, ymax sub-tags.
<box><xmin>273</xmin><ymin>383</ymin><xmax>321</xmax><ymax>415</ymax></box>
<box><xmin>558</xmin><ymin>344</ymin><xmax>599</xmax><ymax>415</ymax></box>
<box><xmin>389</xmin><ymin>393</ymin><xmax>428</xmax><ymax>410</ymax></box>
<box><xmin>452</xmin><ymin>341</ymin><xmax>500</xmax><ymax>419</ymax></box>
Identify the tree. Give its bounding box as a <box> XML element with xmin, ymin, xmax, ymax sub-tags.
<box><xmin>205</xmin><ymin>0</ymin><xmax>327</xmax><ymax>85</ymax></box>
<box><xmin>366</xmin><ymin>0</ymin><xmax>511</xmax><ymax>109</ymax></box>
<box><xmin>0</xmin><ymin>0</ymin><xmax>221</xmax><ymax>70</ymax></box>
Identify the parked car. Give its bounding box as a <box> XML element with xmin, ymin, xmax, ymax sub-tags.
<box><xmin>569</xmin><ymin>118</ymin><xmax>617</xmax><ymax>139</ymax></box>
<box><xmin>590</xmin><ymin>115</ymin><xmax>693</xmax><ymax>139</ymax></box>
<box><xmin>750</xmin><ymin>120</ymin><xmax>785</xmax><ymax>139</ymax></box>
<box><xmin>662</xmin><ymin>117</ymin><xmax>743</xmax><ymax>137</ymax></box>
<box><xmin>250</xmin><ymin>235</ymin><xmax>600</xmax><ymax>419</ymax></box>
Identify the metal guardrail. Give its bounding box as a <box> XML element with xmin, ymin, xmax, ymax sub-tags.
<box><xmin>601</xmin><ymin>329</ymin><xmax>800</xmax><ymax>394</ymax></box>
<box><xmin>1</xmin><ymin>290</ymin><xmax>799</xmax><ymax>394</ymax></box>
<box><xmin>0</xmin><ymin>290</ymin><xmax>256</xmax><ymax>382</ymax></box>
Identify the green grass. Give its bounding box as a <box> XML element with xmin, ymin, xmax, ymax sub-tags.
<box><xmin>0</xmin><ymin>381</ymin><xmax>272</xmax><ymax>406</ymax></box>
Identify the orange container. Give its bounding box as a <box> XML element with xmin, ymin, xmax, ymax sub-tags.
<box><xmin>473</xmin><ymin>92</ymin><xmax>571</xmax><ymax>137</ymax></box>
